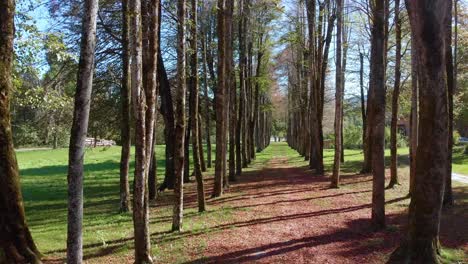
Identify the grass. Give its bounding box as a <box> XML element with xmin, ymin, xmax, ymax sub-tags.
<box><xmin>288</xmin><ymin>145</ymin><xmax>468</xmax><ymax>175</ymax></box>
<box><xmin>15</xmin><ymin>142</ymin><xmax>467</xmax><ymax>262</ymax></box>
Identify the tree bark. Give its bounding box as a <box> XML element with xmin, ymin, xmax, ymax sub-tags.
<box><xmin>332</xmin><ymin>0</ymin><xmax>343</xmax><ymax>188</ymax></box>
<box><xmin>236</xmin><ymin>0</ymin><xmax>244</xmax><ymax>177</ymax></box>
<box><xmin>443</xmin><ymin>0</ymin><xmax>454</xmax><ymax>207</ymax></box>
<box><xmin>388</xmin><ymin>0</ymin><xmax>402</xmax><ymax>189</ymax></box>
<box><xmin>119</xmin><ymin>0</ymin><xmax>131</xmax><ymax>213</ymax></box>
<box><xmin>189</xmin><ymin>0</ymin><xmax>206</xmax><ymax>212</ymax></box>
<box><xmin>67</xmin><ymin>0</ymin><xmax>99</xmax><ymax>263</ymax></box>
<box><xmin>359</xmin><ymin>52</ymin><xmax>367</xmax><ymax>169</ymax></box>
<box><xmin>389</xmin><ymin>1</ymin><xmax>450</xmax><ymax>262</ymax></box>
<box><xmin>213</xmin><ymin>0</ymin><xmax>226</xmax><ymax>197</ymax></box>
<box><xmin>148</xmin><ymin>127</ymin><xmax>157</xmax><ymax>200</ymax></box>
<box><xmin>0</xmin><ymin>1</ymin><xmax>42</xmax><ymax>262</ymax></box>
<box><xmin>198</xmin><ymin>112</ymin><xmax>206</xmax><ymax>172</ymax></box>
<box><xmin>409</xmin><ymin>25</ymin><xmax>419</xmax><ymax>197</ymax></box>
<box><xmin>172</xmin><ymin>0</ymin><xmax>186</xmax><ymax>231</ymax></box>
<box><xmin>369</xmin><ymin>0</ymin><xmax>386</xmax><ymax>230</ymax></box>
<box><xmin>131</xmin><ymin>0</ymin><xmax>158</xmax><ymax>262</ymax></box>
<box><xmin>201</xmin><ymin>26</ymin><xmax>212</xmax><ymax>169</ymax></box>
<box><xmin>157</xmin><ymin>0</ymin><xmax>175</xmax><ymax>192</ymax></box>
<box><xmin>142</xmin><ymin>0</ymin><xmax>160</xmax><ymax>204</ymax></box>
<box><xmin>226</xmin><ymin>0</ymin><xmax>237</xmax><ymax>182</ymax></box>
<box><xmin>158</xmin><ymin>49</ymin><xmax>176</xmax><ymax>191</ymax></box>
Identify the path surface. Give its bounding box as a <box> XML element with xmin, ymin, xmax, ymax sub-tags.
<box><xmin>181</xmin><ymin>146</ymin><xmax>467</xmax><ymax>264</ymax></box>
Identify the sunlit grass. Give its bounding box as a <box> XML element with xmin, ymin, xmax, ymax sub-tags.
<box><xmin>15</xmin><ymin>142</ymin><xmax>467</xmax><ymax>262</ymax></box>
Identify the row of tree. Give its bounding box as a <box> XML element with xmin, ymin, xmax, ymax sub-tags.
<box><xmin>0</xmin><ymin>0</ymin><xmax>279</xmax><ymax>263</ymax></box>
<box><xmin>284</xmin><ymin>0</ymin><xmax>459</xmax><ymax>262</ymax></box>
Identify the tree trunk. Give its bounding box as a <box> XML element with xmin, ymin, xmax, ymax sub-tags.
<box><xmin>172</xmin><ymin>0</ymin><xmax>186</xmax><ymax>232</ymax></box>
<box><xmin>143</xmin><ymin>0</ymin><xmax>160</xmax><ymax>203</ymax></box>
<box><xmin>388</xmin><ymin>0</ymin><xmax>402</xmax><ymax>189</ymax></box>
<box><xmin>131</xmin><ymin>0</ymin><xmax>159</xmax><ymax>262</ymax></box>
<box><xmin>66</xmin><ymin>0</ymin><xmax>99</xmax><ymax>263</ymax></box>
<box><xmin>184</xmin><ymin>119</ymin><xmax>191</xmax><ymax>183</ymax></box>
<box><xmin>359</xmin><ymin>52</ymin><xmax>367</xmax><ymax>167</ymax></box>
<box><xmin>201</xmin><ymin>27</ymin><xmax>212</xmax><ymax>169</ymax></box>
<box><xmin>189</xmin><ymin>0</ymin><xmax>206</xmax><ymax>212</ymax></box>
<box><xmin>213</xmin><ymin>0</ymin><xmax>226</xmax><ymax>198</ymax></box>
<box><xmin>369</xmin><ymin>0</ymin><xmax>386</xmax><ymax>230</ymax></box>
<box><xmin>157</xmin><ymin>0</ymin><xmax>175</xmax><ymax>192</ymax></box>
<box><xmin>409</xmin><ymin>27</ymin><xmax>419</xmax><ymax>197</ymax></box>
<box><xmin>198</xmin><ymin>112</ymin><xmax>206</xmax><ymax>172</ymax></box>
<box><xmin>443</xmin><ymin>0</ymin><xmax>454</xmax><ymax>207</ymax></box>
<box><xmin>227</xmin><ymin>0</ymin><xmax>236</xmax><ymax>183</ymax></box>
<box><xmin>148</xmin><ymin>127</ymin><xmax>157</xmax><ymax>200</ymax></box>
<box><xmin>389</xmin><ymin>1</ymin><xmax>450</xmax><ymax>262</ymax></box>
<box><xmin>332</xmin><ymin>0</ymin><xmax>343</xmax><ymax>188</ymax></box>
<box><xmin>0</xmin><ymin>1</ymin><xmax>42</xmax><ymax>262</ymax></box>
<box><xmin>158</xmin><ymin>49</ymin><xmax>176</xmax><ymax>191</ymax></box>
<box><xmin>119</xmin><ymin>0</ymin><xmax>131</xmax><ymax>213</ymax></box>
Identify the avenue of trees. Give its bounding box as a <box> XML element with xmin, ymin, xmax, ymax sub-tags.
<box><xmin>0</xmin><ymin>0</ymin><xmax>466</xmax><ymax>263</ymax></box>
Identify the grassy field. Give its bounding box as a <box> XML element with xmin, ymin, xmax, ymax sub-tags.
<box><xmin>15</xmin><ymin>143</ymin><xmax>467</xmax><ymax>262</ymax></box>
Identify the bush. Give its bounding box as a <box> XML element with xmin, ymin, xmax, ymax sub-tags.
<box><xmin>339</xmin><ymin>125</ymin><xmax>408</xmax><ymax>150</ymax></box>
<box><xmin>453</xmin><ymin>131</ymin><xmax>461</xmax><ymax>145</ymax></box>
<box><xmin>12</xmin><ymin>124</ymin><xmax>40</xmax><ymax>147</ymax></box>
<box><xmin>343</xmin><ymin>125</ymin><xmax>363</xmax><ymax>149</ymax></box>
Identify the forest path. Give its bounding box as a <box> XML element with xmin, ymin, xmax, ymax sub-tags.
<box><xmin>184</xmin><ymin>143</ymin><xmax>405</xmax><ymax>264</ymax></box>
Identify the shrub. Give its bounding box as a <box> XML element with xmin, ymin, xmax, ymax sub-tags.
<box><xmin>453</xmin><ymin>131</ymin><xmax>461</xmax><ymax>145</ymax></box>
<box><xmin>12</xmin><ymin>124</ymin><xmax>40</xmax><ymax>147</ymax></box>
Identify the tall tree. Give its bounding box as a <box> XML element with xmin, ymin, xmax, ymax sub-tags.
<box><xmin>213</xmin><ymin>0</ymin><xmax>226</xmax><ymax>197</ymax></box>
<box><xmin>389</xmin><ymin>0</ymin><xmax>450</xmax><ymax>262</ymax></box>
<box><xmin>158</xmin><ymin>48</ymin><xmax>176</xmax><ymax>191</ymax></box>
<box><xmin>201</xmin><ymin>24</ymin><xmax>212</xmax><ymax>169</ymax></box>
<box><xmin>131</xmin><ymin>0</ymin><xmax>159</xmax><ymax>262</ymax></box>
<box><xmin>443</xmin><ymin>0</ymin><xmax>454</xmax><ymax>206</ymax></box>
<box><xmin>359</xmin><ymin>51</ymin><xmax>367</xmax><ymax>155</ymax></box>
<box><xmin>332</xmin><ymin>0</ymin><xmax>343</xmax><ymax>188</ymax></box>
<box><xmin>0</xmin><ymin>0</ymin><xmax>42</xmax><ymax>262</ymax></box>
<box><xmin>119</xmin><ymin>0</ymin><xmax>131</xmax><ymax>212</ymax></box>
<box><xmin>66</xmin><ymin>0</ymin><xmax>99</xmax><ymax>263</ymax></box>
<box><xmin>142</xmin><ymin>0</ymin><xmax>160</xmax><ymax>203</ymax></box>
<box><xmin>409</xmin><ymin>24</ymin><xmax>418</xmax><ymax>197</ymax></box>
<box><xmin>173</xmin><ymin>0</ymin><xmax>186</xmax><ymax>231</ymax></box>
<box><xmin>236</xmin><ymin>0</ymin><xmax>244</xmax><ymax>177</ymax></box>
<box><xmin>227</xmin><ymin>0</ymin><xmax>237</xmax><ymax>183</ymax></box>
<box><xmin>388</xmin><ymin>0</ymin><xmax>402</xmax><ymax>189</ymax></box>
<box><xmin>189</xmin><ymin>0</ymin><xmax>206</xmax><ymax>212</ymax></box>
<box><xmin>368</xmin><ymin>0</ymin><xmax>386</xmax><ymax>230</ymax></box>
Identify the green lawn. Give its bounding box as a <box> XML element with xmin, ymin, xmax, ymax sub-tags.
<box><xmin>15</xmin><ymin>143</ymin><xmax>467</xmax><ymax>261</ymax></box>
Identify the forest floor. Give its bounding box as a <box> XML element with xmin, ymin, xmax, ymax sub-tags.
<box><xmin>21</xmin><ymin>143</ymin><xmax>467</xmax><ymax>263</ymax></box>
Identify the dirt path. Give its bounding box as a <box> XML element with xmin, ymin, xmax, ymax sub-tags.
<box><xmin>182</xmin><ymin>148</ymin><xmax>467</xmax><ymax>264</ymax></box>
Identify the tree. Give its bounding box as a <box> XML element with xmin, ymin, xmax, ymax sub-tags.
<box><xmin>0</xmin><ymin>0</ymin><xmax>42</xmax><ymax>262</ymax></box>
<box><xmin>66</xmin><ymin>0</ymin><xmax>99</xmax><ymax>263</ymax></box>
<box><xmin>332</xmin><ymin>0</ymin><xmax>343</xmax><ymax>188</ymax></box>
<box><xmin>443</xmin><ymin>0</ymin><xmax>454</xmax><ymax>206</ymax></box>
<box><xmin>368</xmin><ymin>0</ymin><xmax>386</xmax><ymax>230</ymax></box>
<box><xmin>173</xmin><ymin>0</ymin><xmax>186</xmax><ymax>231</ymax></box>
<box><xmin>189</xmin><ymin>0</ymin><xmax>206</xmax><ymax>212</ymax></box>
<box><xmin>227</xmin><ymin>0</ymin><xmax>237</xmax><ymax>183</ymax></box>
<box><xmin>388</xmin><ymin>0</ymin><xmax>402</xmax><ymax>189</ymax></box>
<box><xmin>408</xmin><ymin>23</ymin><xmax>418</xmax><ymax>197</ymax></box>
<box><xmin>120</xmin><ymin>0</ymin><xmax>131</xmax><ymax>213</ymax></box>
<box><xmin>131</xmin><ymin>0</ymin><xmax>159</xmax><ymax>262</ymax></box>
<box><xmin>201</xmin><ymin>16</ymin><xmax>212</xmax><ymax>169</ymax></box>
<box><xmin>158</xmin><ymin>47</ymin><xmax>176</xmax><ymax>191</ymax></box>
<box><xmin>389</xmin><ymin>0</ymin><xmax>450</xmax><ymax>262</ymax></box>
<box><xmin>213</xmin><ymin>0</ymin><xmax>226</xmax><ymax>197</ymax></box>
